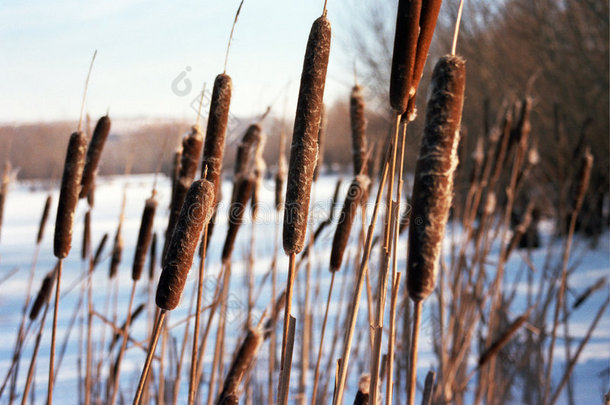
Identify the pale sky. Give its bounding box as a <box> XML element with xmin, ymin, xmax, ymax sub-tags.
<box><xmin>0</xmin><ymin>0</ymin><xmax>371</xmax><ymax>124</ymax></box>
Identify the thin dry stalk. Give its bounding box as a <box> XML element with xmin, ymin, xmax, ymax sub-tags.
<box><xmin>21</xmin><ymin>300</ymin><xmax>51</xmax><ymax>405</ymax></box>
<box><xmin>133</xmin><ymin>310</ymin><xmax>167</xmax><ymax>405</ymax></box>
<box><xmin>278</xmin><ymin>316</ymin><xmax>296</xmax><ymax>405</ymax></box>
<box><xmin>386</xmin><ymin>272</ymin><xmax>402</xmax><ymax>405</ymax></box>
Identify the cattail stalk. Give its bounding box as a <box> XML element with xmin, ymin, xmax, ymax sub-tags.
<box><xmin>281</xmin><ymin>12</ymin><xmax>331</xmax><ymax>381</ymax></box>
<box><xmin>406</xmin><ymin>54</ymin><xmax>466</xmax><ymax>405</ymax></box>
<box><xmin>134</xmin><ymin>179</ymin><xmax>214</xmax><ymax>405</ymax></box>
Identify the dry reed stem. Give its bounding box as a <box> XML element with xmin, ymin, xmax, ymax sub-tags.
<box><xmin>215</xmin><ymin>328</ymin><xmax>264</xmax><ymax>404</ymax></box>
<box><xmin>109</xmin><ymin>282</ymin><xmax>137</xmax><ymax>405</ymax></box>
<box><xmin>21</xmin><ymin>301</ymin><xmax>51</xmax><ymax>405</ymax></box>
<box><xmin>280</xmin><ymin>253</ymin><xmax>296</xmax><ymax>373</ymax></box>
<box><xmin>80</xmin><ymin>115</ymin><xmax>111</xmax><ymax>198</ymax></box>
<box><xmin>156</xmin><ymin>179</ymin><xmax>214</xmax><ymax>311</ymax></box>
<box><xmin>54</xmin><ymin>131</ymin><xmax>87</xmax><ymax>259</ymax></box>
<box><xmin>47</xmin><ymin>259</ymin><xmax>63</xmax><ymax>405</ymax></box>
<box><xmin>543</xmin><ymin>149</ymin><xmax>593</xmax><ymax>405</ymax></box>
<box><xmin>133</xmin><ymin>310</ymin><xmax>167</xmax><ymax>405</ymax></box>
<box><xmin>278</xmin><ymin>316</ymin><xmax>296</xmax><ymax>405</ymax></box>
<box><xmin>390</xmin><ymin>0</ymin><xmax>422</xmax><ymax>113</ymax></box>
<box><xmin>407</xmin><ymin>300</ymin><xmax>423</xmax><ymax>405</ymax></box>
<box><xmin>283</xmin><ymin>15</ymin><xmax>331</xmax><ymax>255</ymax></box>
<box><xmin>189</xmin><ymin>224</ymin><xmax>209</xmax><ymax>404</ymax></box>
<box><xmin>386</xmin><ymin>272</ymin><xmax>402</xmax><ymax>405</ymax></box>
<box><xmin>310</xmin><ymin>271</ymin><xmax>335</xmax><ymax>405</ymax></box>
<box><xmin>333</xmin><ymin>145</ymin><xmax>390</xmax><ymax>405</ymax></box>
<box><xmin>350</xmin><ymin>85</ymin><xmax>368</xmax><ymax>176</ymax></box>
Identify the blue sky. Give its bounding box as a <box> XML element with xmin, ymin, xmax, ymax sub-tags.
<box><xmin>0</xmin><ymin>0</ymin><xmax>370</xmax><ymax>124</ymax></box>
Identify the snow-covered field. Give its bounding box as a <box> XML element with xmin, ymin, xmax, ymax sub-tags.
<box><xmin>0</xmin><ymin>174</ymin><xmax>608</xmax><ymax>404</ymax></box>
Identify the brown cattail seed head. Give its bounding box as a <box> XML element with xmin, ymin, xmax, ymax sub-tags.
<box><xmin>216</xmin><ymin>328</ymin><xmax>263</xmax><ymax>405</ymax></box>
<box><xmin>37</xmin><ymin>195</ymin><xmax>52</xmax><ymax>245</ymax></box>
<box><xmin>29</xmin><ymin>267</ymin><xmax>57</xmax><ymax>321</ymax></box>
<box><xmin>149</xmin><ymin>232</ymin><xmax>157</xmax><ymax>280</ymax></box>
<box><xmin>353</xmin><ymin>374</ymin><xmax>371</xmax><ymax>405</ymax></box>
<box><xmin>202</xmin><ymin>73</ymin><xmax>232</xmax><ymax>208</ymax></box>
<box><xmin>82</xmin><ymin>210</ymin><xmax>91</xmax><ymax>260</ymax></box>
<box><xmin>407</xmin><ymin>55</ymin><xmax>466</xmax><ymax>302</ymax></box>
<box><xmin>132</xmin><ymin>196</ymin><xmax>158</xmax><ymax>281</ymax></box>
<box><xmin>389</xmin><ymin>0</ymin><xmax>422</xmax><ymax>113</ymax></box>
<box><xmin>222</xmin><ymin>177</ymin><xmax>255</xmax><ymax>263</ymax></box>
<box><xmin>283</xmin><ymin>15</ymin><xmax>331</xmax><ymax>255</ymax></box>
<box><xmin>156</xmin><ymin>179</ymin><xmax>214</xmax><ymax>311</ymax></box>
<box><xmin>54</xmin><ymin>131</ymin><xmax>87</xmax><ymax>259</ymax></box>
<box><xmin>313</xmin><ymin>105</ymin><xmax>327</xmax><ymax>181</ymax></box>
<box><xmin>234</xmin><ymin>124</ymin><xmax>262</xmax><ymax>178</ymax></box>
<box><xmin>350</xmin><ymin>85</ymin><xmax>368</xmax><ymax>176</ymax></box>
<box><xmin>411</xmin><ymin>0</ymin><xmax>443</xmax><ymax>93</ymax></box>
<box><xmin>92</xmin><ymin>233</ymin><xmax>108</xmax><ymax>269</ymax></box>
<box><xmin>80</xmin><ymin>115</ymin><xmax>111</xmax><ymax>199</ymax></box>
<box><xmin>180</xmin><ymin>125</ymin><xmax>204</xmax><ymax>182</ymax></box>
<box><xmin>109</xmin><ymin>226</ymin><xmax>123</xmax><ymax>279</ymax></box>
<box><xmin>330</xmin><ymin>175</ymin><xmax>370</xmax><ymax>272</ymax></box>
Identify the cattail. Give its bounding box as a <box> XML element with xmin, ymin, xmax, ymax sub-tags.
<box><xmin>251</xmin><ymin>134</ymin><xmax>266</xmax><ymax>220</ymax></box>
<box><xmin>330</xmin><ymin>175</ymin><xmax>370</xmax><ymax>271</ymax></box>
<box><xmin>313</xmin><ymin>105</ymin><xmax>327</xmax><ymax>181</ymax></box>
<box><xmin>87</xmin><ymin>182</ymin><xmax>95</xmax><ymax>207</ymax></box>
<box><xmin>407</xmin><ymin>55</ymin><xmax>466</xmax><ymax>302</ymax></box>
<box><xmin>222</xmin><ymin>177</ymin><xmax>255</xmax><ymax>263</ymax></box>
<box><xmin>37</xmin><ymin>195</ymin><xmax>52</xmax><ymax>245</ymax></box>
<box><xmin>389</xmin><ymin>0</ymin><xmax>422</xmax><ymax>113</ymax></box>
<box><xmin>149</xmin><ymin>232</ymin><xmax>157</xmax><ymax>280</ymax></box>
<box><xmin>0</xmin><ymin>161</ymin><xmax>11</xmax><ymax>241</ymax></box>
<box><xmin>478</xmin><ymin>309</ymin><xmax>531</xmax><ymax>367</ymax></box>
<box><xmin>29</xmin><ymin>267</ymin><xmax>58</xmax><ymax>321</ymax></box>
<box><xmin>82</xmin><ymin>211</ymin><xmax>91</xmax><ymax>260</ymax></box>
<box><xmin>156</xmin><ymin>179</ymin><xmax>214</xmax><ymax>311</ymax></box>
<box><xmin>170</xmin><ymin>147</ymin><xmax>183</xmax><ymax>207</ymax></box>
<box><xmin>235</xmin><ymin>124</ymin><xmax>262</xmax><ymax>178</ymax></box>
<box><xmin>215</xmin><ymin>328</ymin><xmax>263</xmax><ymax>405</ymax></box>
<box><xmin>573</xmin><ymin>277</ymin><xmax>606</xmax><ymax>309</ymax></box>
<box><xmin>109</xmin><ymin>225</ymin><xmax>123</xmax><ymax>279</ymax></box>
<box><xmin>132</xmin><ymin>196</ymin><xmax>158</xmax><ymax>281</ymax></box>
<box><xmin>163</xmin><ymin>177</ymin><xmax>191</xmax><ymax>264</ymax></box>
<box><xmin>283</xmin><ymin>14</ymin><xmax>331</xmax><ymax>255</ymax></box>
<box><xmin>54</xmin><ymin>132</ymin><xmax>87</xmax><ymax>259</ymax></box>
<box><xmin>92</xmin><ymin>233</ymin><xmax>108</xmax><ymax>269</ymax></box>
<box><xmin>179</xmin><ymin>126</ymin><xmax>204</xmax><ymax>182</ymax></box>
<box><xmin>353</xmin><ymin>374</ymin><xmax>370</xmax><ymax>405</ymax></box>
<box><xmin>79</xmin><ymin>115</ymin><xmax>111</xmax><ymax>198</ymax></box>
<box><xmin>109</xmin><ymin>303</ymin><xmax>146</xmax><ymax>350</ymax></box>
<box><xmin>202</xmin><ymin>73</ymin><xmax>232</xmax><ymax>208</ymax></box>
<box><xmin>411</xmin><ymin>0</ymin><xmax>443</xmax><ymax>93</ymax></box>
<box><xmin>275</xmin><ymin>139</ymin><xmax>287</xmax><ymax>212</ymax></box>
<box><xmin>350</xmin><ymin>85</ymin><xmax>368</xmax><ymax>176</ymax></box>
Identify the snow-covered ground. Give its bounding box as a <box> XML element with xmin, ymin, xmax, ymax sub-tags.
<box><xmin>0</xmin><ymin>174</ymin><xmax>608</xmax><ymax>404</ymax></box>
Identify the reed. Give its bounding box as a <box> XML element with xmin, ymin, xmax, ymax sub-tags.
<box><xmin>281</xmin><ymin>11</ymin><xmax>331</xmax><ymax>383</ymax></box>
<box><xmin>350</xmin><ymin>85</ymin><xmax>368</xmax><ymax>176</ymax></box>
<box><xmin>215</xmin><ymin>328</ymin><xmax>263</xmax><ymax>404</ymax></box>
<box><xmin>29</xmin><ymin>268</ymin><xmax>58</xmax><ymax>321</ymax></box>
<box><xmin>133</xmin><ymin>195</ymin><xmax>158</xmax><ymax>281</ymax></box>
<box><xmin>406</xmin><ymin>54</ymin><xmax>466</xmax><ymax>405</ymax></box>
<box><xmin>79</xmin><ymin>115</ymin><xmax>111</xmax><ymax>199</ymax></box>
